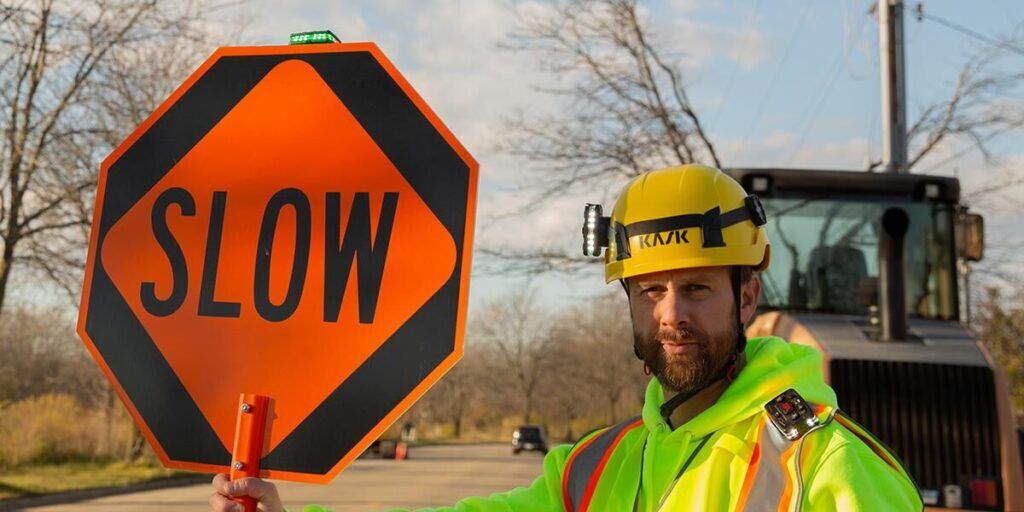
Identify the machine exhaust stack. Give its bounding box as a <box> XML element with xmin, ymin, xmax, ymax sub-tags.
<box><xmin>879</xmin><ymin>207</ymin><xmax>909</xmax><ymax>341</ymax></box>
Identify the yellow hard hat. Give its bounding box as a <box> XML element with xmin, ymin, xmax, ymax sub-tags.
<box><xmin>583</xmin><ymin>164</ymin><xmax>771</xmax><ymax>283</ymax></box>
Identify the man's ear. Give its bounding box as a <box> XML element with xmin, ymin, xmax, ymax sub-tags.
<box><xmin>740</xmin><ymin>274</ymin><xmax>761</xmax><ymax>325</ymax></box>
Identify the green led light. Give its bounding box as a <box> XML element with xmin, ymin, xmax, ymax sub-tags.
<box><xmin>289</xmin><ymin>30</ymin><xmax>339</xmax><ymax>45</ymax></box>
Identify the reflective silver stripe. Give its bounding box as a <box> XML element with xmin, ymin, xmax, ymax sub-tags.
<box><xmin>745</xmin><ymin>416</ymin><xmax>790</xmax><ymax>512</ymax></box>
<box><xmin>563</xmin><ymin>417</ymin><xmax>641</xmax><ymax>512</ymax></box>
<box><xmin>744</xmin><ymin>409</ymin><xmax>835</xmax><ymax>512</ymax></box>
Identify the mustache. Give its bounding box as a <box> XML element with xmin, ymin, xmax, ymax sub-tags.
<box><xmin>656</xmin><ymin>327</ymin><xmax>707</xmax><ymax>343</ymax></box>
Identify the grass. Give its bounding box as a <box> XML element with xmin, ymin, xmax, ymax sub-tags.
<box><xmin>0</xmin><ymin>460</ymin><xmax>187</xmax><ymax>501</ymax></box>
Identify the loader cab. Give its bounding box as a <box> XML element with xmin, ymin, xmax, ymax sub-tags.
<box><xmin>727</xmin><ymin>168</ymin><xmax>965</xmax><ymax>323</ymax></box>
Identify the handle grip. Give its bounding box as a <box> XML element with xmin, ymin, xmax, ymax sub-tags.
<box><xmin>232</xmin><ymin>495</ymin><xmax>257</xmax><ymax>512</ymax></box>
<box><xmin>230</xmin><ymin>393</ymin><xmax>271</xmax><ymax>512</ymax></box>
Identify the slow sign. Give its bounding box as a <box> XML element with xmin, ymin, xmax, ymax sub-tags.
<box><xmin>77</xmin><ymin>42</ymin><xmax>478</xmax><ymax>483</ymax></box>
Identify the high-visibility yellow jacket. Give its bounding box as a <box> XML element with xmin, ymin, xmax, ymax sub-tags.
<box><xmin>301</xmin><ymin>336</ymin><xmax>922</xmax><ymax>512</ymax></box>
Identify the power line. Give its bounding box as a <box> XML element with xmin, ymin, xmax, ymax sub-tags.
<box><xmin>918</xmin><ymin>9</ymin><xmax>1024</xmax><ymax>58</ymax></box>
<box><xmin>709</xmin><ymin>0</ymin><xmax>765</xmax><ymax>131</ymax></box>
<box><xmin>838</xmin><ymin>0</ymin><xmax>870</xmax><ymax>79</ymax></box>
<box><xmin>739</xmin><ymin>2</ymin><xmax>812</xmax><ymax>143</ymax></box>
<box><xmin>786</xmin><ymin>56</ymin><xmax>844</xmax><ymax>163</ymax></box>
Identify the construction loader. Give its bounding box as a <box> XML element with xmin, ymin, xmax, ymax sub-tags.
<box><xmin>728</xmin><ymin>167</ymin><xmax>1023</xmax><ymax>511</ymax></box>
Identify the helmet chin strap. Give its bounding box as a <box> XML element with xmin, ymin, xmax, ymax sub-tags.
<box><xmin>732</xmin><ymin>265</ymin><xmax>748</xmax><ymax>355</ymax></box>
<box><xmin>623</xmin><ymin>279</ymin><xmax>644</xmax><ymax>363</ymax></box>
<box><xmin>658</xmin><ymin>266</ymin><xmax>746</xmax><ymax>427</ymax></box>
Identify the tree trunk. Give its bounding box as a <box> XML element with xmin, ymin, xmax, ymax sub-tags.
<box><xmin>0</xmin><ymin>242</ymin><xmax>15</xmax><ymax>319</ymax></box>
<box><xmin>563</xmin><ymin>410</ymin><xmax>575</xmax><ymax>442</ymax></box>
<box><xmin>128</xmin><ymin>429</ymin><xmax>147</xmax><ymax>461</ymax></box>
<box><xmin>452</xmin><ymin>416</ymin><xmax>462</xmax><ymax>438</ymax></box>
<box><xmin>104</xmin><ymin>386</ymin><xmax>116</xmax><ymax>456</ymax></box>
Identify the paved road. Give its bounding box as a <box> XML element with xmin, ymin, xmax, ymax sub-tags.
<box><xmin>21</xmin><ymin>444</ymin><xmax>546</xmax><ymax>512</ymax></box>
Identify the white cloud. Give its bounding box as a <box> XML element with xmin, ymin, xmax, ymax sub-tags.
<box><xmin>762</xmin><ymin>131</ymin><xmax>798</xmax><ymax>148</ymax></box>
<box><xmin>788</xmin><ymin>137</ymin><xmax>873</xmax><ymax>168</ymax></box>
<box><xmin>717</xmin><ymin>130</ymin><xmax>873</xmax><ymax>169</ymax></box>
<box><xmin>241</xmin><ymin>1</ymin><xmax>378</xmax><ymax>45</ymax></box>
<box><xmin>661</xmin><ymin>2</ymin><xmax>775</xmax><ymax>71</ymax></box>
<box><xmin>234</xmin><ymin>0</ymin><xmax>556</xmax><ymax>193</ymax></box>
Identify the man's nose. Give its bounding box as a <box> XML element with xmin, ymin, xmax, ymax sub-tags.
<box><xmin>656</xmin><ymin>290</ymin><xmax>690</xmax><ymax>328</ymax></box>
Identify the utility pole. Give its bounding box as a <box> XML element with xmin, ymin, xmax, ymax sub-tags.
<box><xmin>879</xmin><ymin>0</ymin><xmax>908</xmax><ymax>173</ymax></box>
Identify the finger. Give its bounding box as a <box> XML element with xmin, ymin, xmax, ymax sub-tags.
<box><xmin>225</xmin><ymin>477</ymin><xmax>273</xmax><ymax>500</ymax></box>
<box><xmin>211</xmin><ymin>473</ymin><xmax>232</xmax><ymax>495</ymax></box>
<box><xmin>209</xmin><ymin>491</ymin><xmax>242</xmax><ymax>512</ymax></box>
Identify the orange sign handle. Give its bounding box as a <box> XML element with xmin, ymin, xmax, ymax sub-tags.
<box><xmin>230</xmin><ymin>393</ymin><xmax>271</xmax><ymax>512</ymax></box>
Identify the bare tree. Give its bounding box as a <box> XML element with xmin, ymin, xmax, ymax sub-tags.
<box><xmin>556</xmin><ymin>293</ymin><xmax>643</xmax><ymax>424</ymax></box>
<box><xmin>474</xmin><ymin>286</ymin><xmax>556</xmax><ymax>424</ymax></box>
<box><xmin>973</xmin><ymin>288</ymin><xmax>1024</xmax><ymax>425</ymax></box>
<box><xmin>501</xmin><ymin>0</ymin><xmax>719</xmax><ymax>206</ymax></box>
<box><xmin>417</xmin><ymin>346</ymin><xmax>485</xmax><ymax>438</ymax></box>
<box><xmin>537</xmin><ymin>332</ymin><xmax>592</xmax><ymax>441</ymax></box>
<box><xmin>0</xmin><ymin>307</ymin><xmax>105</xmax><ymax>405</ymax></box>
<box><xmin>409</xmin><ymin>291</ymin><xmax>643</xmax><ymax>440</ymax></box>
<box><xmin>904</xmin><ymin>28</ymin><xmax>1024</xmax><ymax>172</ymax></box>
<box><xmin>536</xmin><ymin>292</ymin><xmax>641</xmax><ymax>439</ymax></box>
<box><xmin>475</xmin><ymin>246</ymin><xmax>592</xmax><ymax>276</ymax></box>
<box><xmin>0</xmin><ymin>0</ymin><xmax>238</xmax><ymax>318</ymax></box>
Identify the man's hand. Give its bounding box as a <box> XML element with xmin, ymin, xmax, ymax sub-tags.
<box><xmin>209</xmin><ymin>473</ymin><xmax>284</xmax><ymax>512</ymax></box>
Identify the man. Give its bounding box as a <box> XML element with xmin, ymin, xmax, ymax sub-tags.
<box><xmin>210</xmin><ymin>164</ymin><xmax>922</xmax><ymax>511</ymax></box>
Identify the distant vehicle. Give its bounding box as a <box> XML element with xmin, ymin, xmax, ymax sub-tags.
<box><xmin>367</xmin><ymin>437</ymin><xmax>408</xmax><ymax>460</ymax></box>
<box><xmin>512</xmin><ymin>425</ymin><xmax>548</xmax><ymax>455</ymax></box>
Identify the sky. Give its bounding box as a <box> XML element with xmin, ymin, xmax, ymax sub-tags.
<box><xmin>13</xmin><ymin>0</ymin><xmax>1021</xmax><ymax>314</ymax></box>
<box><xmin>210</xmin><ymin>0</ymin><xmax>1024</xmax><ymax>310</ymax></box>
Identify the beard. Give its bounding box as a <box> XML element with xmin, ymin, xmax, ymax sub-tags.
<box><xmin>634</xmin><ymin>318</ymin><xmax>738</xmax><ymax>394</ymax></box>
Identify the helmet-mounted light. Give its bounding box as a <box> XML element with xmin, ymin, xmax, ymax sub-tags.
<box><xmin>582</xmin><ymin>204</ymin><xmax>610</xmax><ymax>257</ymax></box>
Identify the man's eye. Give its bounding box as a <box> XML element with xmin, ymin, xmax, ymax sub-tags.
<box><xmin>686</xmin><ymin>284</ymin><xmax>709</xmax><ymax>292</ymax></box>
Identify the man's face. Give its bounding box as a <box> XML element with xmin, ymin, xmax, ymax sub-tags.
<box><xmin>628</xmin><ymin>266</ymin><xmax>758</xmax><ymax>394</ymax></box>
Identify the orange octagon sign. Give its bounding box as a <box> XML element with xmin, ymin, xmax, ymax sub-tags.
<box><xmin>76</xmin><ymin>43</ymin><xmax>478</xmax><ymax>483</ymax></box>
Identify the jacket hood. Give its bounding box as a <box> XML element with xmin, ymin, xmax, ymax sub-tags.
<box><xmin>641</xmin><ymin>336</ymin><xmax>837</xmax><ymax>437</ymax></box>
